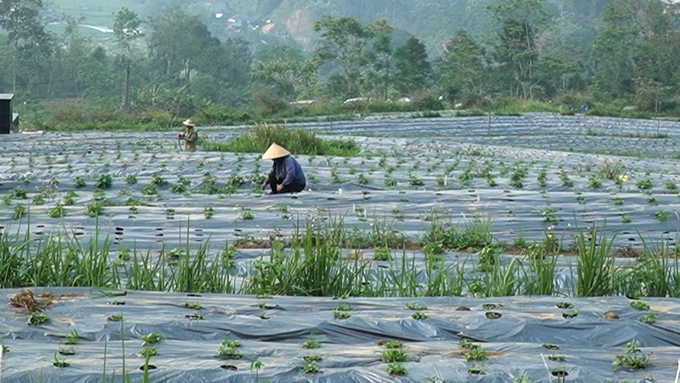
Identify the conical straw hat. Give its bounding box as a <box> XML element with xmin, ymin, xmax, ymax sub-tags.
<box><xmin>262</xmin><ymin>143</ymin><xmax>290</xmax><ymax>160</ymax></box>
<box><xmin>183</xmin><ymin>119</ymin><xmax>196</xmax><ymax>127</ymax></box>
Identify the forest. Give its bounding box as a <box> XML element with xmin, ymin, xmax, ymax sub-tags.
<box><xmin>0</xmin><ymin>0</ymin><xmax>678</xmax><ymax>130</ymax></box>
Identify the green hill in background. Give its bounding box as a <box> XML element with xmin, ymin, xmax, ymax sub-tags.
<box><xmin>48</xmin><ymin>0</ymin><xmax>612</xmax><ymax>55</ymax></box>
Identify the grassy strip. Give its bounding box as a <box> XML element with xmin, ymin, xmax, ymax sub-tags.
<box><xmin>2</xmin><ymin>215</ymin><xmax>680</xmax><ymax>298</ymax></box>
<box><xmin>200</xmin><ymin>124</ymin><xmax>360</xmax><ymax>156</ymax></box>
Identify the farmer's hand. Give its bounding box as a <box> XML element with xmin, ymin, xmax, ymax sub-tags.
<box><xmin>261</xmin><ymin>181</ymin><xmax>268</xmax><ymax>190</ymax></box>
<box><xmin>178</xmin><ymin>133</ymin><xmax>185</xmax><ymax>139</ymax></box>
<box><xmin>277</xmin><ymin>184</ymin><xmax>284</xmax><ymax>192</ymax></box>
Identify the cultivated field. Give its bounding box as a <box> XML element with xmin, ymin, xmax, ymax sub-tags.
<box><xmin>2</xmin><ymin>113</ymin><xmax>680</xmax><ymax>382</ymax></box>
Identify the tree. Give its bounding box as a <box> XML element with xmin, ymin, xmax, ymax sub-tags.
<box><xmin>147</xmin><ymin>5</ymin><xmax>219</xmax><ymax>83</ymax></box>
<box><xmin>394</xmin><ymin>36</ymin><xmax>431</xmax><ymax>97</ymax></box>
<box><xmin>487</xmin><ymin>0</ymin><xmax>548</xmax><ymax>99</ymax></box>
<box><xmin>364</xmin><ymin>19</ymin><xmax>394</xmax><ymax>100</ymax></box>
<box><xmin>0</xmin><ymin>0</ymin><xmax>51</xmax><ymax>92</ymax></box>
<box><xmin>252</xmin><ymin>57</ymin><xmax>320</xmax><ymax>100</ymax></box>
<box><xmin>114</xmin><ymin>7</ymin><xmax>143</xmax><ymax>114</ymax></box>
<box><xmin>313</xmin><ymin>16</ymin><xmax>372</xmax><ymax>98</ymax></box>
<box><xmin>435</xmin><ymin>31</ymin><xmax>487</xmax><ymax>104</ymax></box>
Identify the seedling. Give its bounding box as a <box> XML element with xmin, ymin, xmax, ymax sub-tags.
<box><xmin>63</xmin><ymin>330</ymin><xmax>79</xmax><ymax>345</ymax></box>
<box><xmin>12</xmin><ymin>204</ymin><xmax>26</xmax><ymax>220</ymax></box>
<box><xmin>48</xmin><ymin>204</ymin><xmax>65</xmax><ymax>218</ymax></box>
<box><xmin>303</xmin><ymin>355</ymin><xmax>322</xmax><ymax>362</ymax></box>
<box><xmin>405</xmin><ymin>302</ymin><xmax>427</xmax><ymax>310</ymax></box>
<box><xmin>382</xmin><ymin>348</ymin><xmax>407</xmax><ymax>363</ymax></box>
<box><xmin>222</xmin><ymin>340</ymin><xmax>241</xmax><ymax>348</ymax></box>
<box><xmin>622</xmin><ymin>214</ymin><xmax>631</xmax><ymax>223</ymax></box>
<box><xmin>301</xmin><ymin>336</ymin><xmax>321</xmax><ymax>349</ymax></box>
<box><xmin>107</xmin><ymin>314</ymin><xmax>123</xmax><ymax>322</ymax></box>
<box><xmin>562</xmin><ymin>310</ymin><xmax>579</xmax><ymax>319</ymax></box>
<box><xmin>467</xmin><ymin>367</ymin><xmax>485</xmax><ymax>375</ymax></box>
<box><xmin>218</xmin><ymin>345</ymin><xmax>242</xmax><ymax>359</ymax></box>
<box><xmin>612</xmin><ymin>197</ymin><xmax>623</xmax><ymax>206</ymax></box>
<box><xmin>86</xmin><ymin>202</ymin><xmax>104</xmax><ymax>217</ymax></box>
<box><xmin>548</xmin><ymin>354</ymin><xmax>565</xmax><ymax>362</ymax></box>
<box><xmin>258</xmin><ymin>312</ymin><xmax>270</xmax><ymax>319</ymax></box>
<box><xmin>53</xmin><ymin>352</ymin><xmax>70</xmax><ymax>368</ymax></box>
<box><xmin>459</xmin><ymin>340</ymin><xmax>481</xmax><ymax>350</ymax></box>
<box><xmin>140</xmin><ymin>333</ymin><xmax>164</xmax><ymax>346</ymax></box>
<box><xmin>373</xmin><ymin>247</ymin><xmax>391</xmax><ymax>261</ymax></box>
<box><xmin>150</xmin><ymin>174</ymin><xmax>168</xmax><ymax>186</ymax></box>
<box><xmin>613</xmin><ymin>340</ymin><xmax>651</xmax><ymax>370</ymax></box>
<box><xmin>637</xmin><ymin>179</ymin><xmax>653</xmax><ymax>190</ymax></box>
<box><xmin>301</xmin><ymin>361</ymin><xmax>320</xmax><ymax>374</ymax></box>
<box><xmin>242</xmin><ymin>211</ymin><xmax>255</xmax><ymax>220</ymax></box>
<box><xmin>412</xmin><ymin>311</ymin><xmax>428</xmax><ymax>320</ymax></box>
<box><xmin>482</xmin><ymin>303</ymin><xmax>502</xmax><ymax>310</ymax></box>
<box><xmin>485</xmin><ymin>312</ymin><xmax>502</xmax><ymax>319</ymax></box>
<box><xmin>556</xmin><ymin>302</ymin><xmax>573</xmax><ymax>309</ymax></box>
<box><xmin>185</xmin><ymin>302</ymin><xmax>202</xmax><ymax>310</ymax></box>
<box><xmin>126</xmin><ymin>174</ymin><xmax>137</xmax><ymax>185</ymax></box>
<box><xmin>95</xmin><ymin>174</ymin><xmax>113</xmax><ymax>189</ymax></box>
<box><xmin>335</xmin><ymin>303</ymin><xmax>351</xmax><ymax>311</ymax></box>
<box><xmin>542</xmin><ymin>343</ymin><xmax>560</xmax><ymax>350</ymax></box>
<box><xmin>639</xmin><ymin>313</ymin><xmax>656</xmax><ymax>324</ymax></box>
<box><xmin>204</xmin><ymin>206</ymin><xmax>214</xmax><ymax>219</ymax></box>
<box><xmin>27</xmin><ymin>312</ymin><xmax>49</xmax><ymax>325</ymax></box>
<box><xmin>186</xmin><ymin>313</ymin><xmax>204</xmax><ymax>320</ymax></box>
<box><xmin>387</xmin><ymin>362</ymin><xmax>407</xmax><ymax>376</ymax></box>
<box><xmin>74</xmin><ymin>176</ymin><xmax>86</xmax><ymax>188</ymax></box>
<box><xmin>655</xmin><ymin>210</ymin><xmax>668</xmax><ymax>222</ymax></box>
<box><xmin>384</xmin><ymin>340</ymin><xmax>404</xmax><ymax>349</ymax></box>
<box><xmin>357</xmin><ymin>174</ymin><xmax>369</xmax><ymax>184</ymax></box>
<box><xmin>464</xmin><ymin>348</ymin><xmax>487</xmax><ymax>361</ymax></box>
<box><xmin>629</xmin><ymin>301</ymin><xmax>650</xmax><ymax>311</ymax></box>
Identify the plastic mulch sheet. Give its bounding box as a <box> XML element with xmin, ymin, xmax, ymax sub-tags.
<box><xmin>1</xmin><ymin>288</ymin><xmax>677</xmax><ymax>382</ymax></box>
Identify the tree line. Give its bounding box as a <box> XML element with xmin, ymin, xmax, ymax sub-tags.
<box><xmin>0</xmin><ymin>0</ymin><xmax>679</xmax><ymax>124</ymax></box>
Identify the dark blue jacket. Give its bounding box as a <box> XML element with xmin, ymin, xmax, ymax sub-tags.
<box><xmin>272</xmin><ymin>155</ymin><xmax>306</xmax><ymax>186</ymax></box>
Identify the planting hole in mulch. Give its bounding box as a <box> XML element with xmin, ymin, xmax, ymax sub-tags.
<box><xmin>456</xmin><ymin>306</ymin><xmax>471</xmax><ymax>311</ymax></box>
<box><xmin>220</xmin><ymin>365</ymin><xmax>238</xmax><ymax>371</ymax></box>
<box><xmin>187</xmin><ymin>294</ymin><xmax>202</xmax><ymax>297</ymax></box>
<box><xmin>551</xmin><ymin>369</ymin><xmax>568</xmax><ymax>377</ymax></box>
<box><xmin>10</xmin><ymin>290</ymin><xmax>52</xmax><ymax>313</ymax></box>
<box><xmin>485</xmin><ymin>312</ymin><xmax>502</xmax><ymax>319</ymax></box>
<box><xmin>139</xmin><ymin>364</ymin><xmax>157</xmax><ymax>371</ymax></box>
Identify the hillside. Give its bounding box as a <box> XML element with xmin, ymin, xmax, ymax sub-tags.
<box><xmin>49</xmin><ymin>0</ymin><xmax>614</xmax><ymax>56</ymax></box>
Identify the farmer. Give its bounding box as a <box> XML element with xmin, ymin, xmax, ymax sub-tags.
<box><xmin>178</xmin><ymin>119</ymin><xmax>198</xmax><ymax>152</ymax></box>
<box><xmin>260</xmin><ymin>143</ymin><xmax>306</xmax><ymax>194</ymax></box>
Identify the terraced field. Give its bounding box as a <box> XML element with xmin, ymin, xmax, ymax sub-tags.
<box><xmin>2</xmin><ymin>113</ymin><xmax>680</xmax><ymax>382</ymax></box>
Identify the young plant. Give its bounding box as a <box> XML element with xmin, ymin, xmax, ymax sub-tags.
<box><xmin>27</xmin><ymin>312</ymin><xmax>49</xmax><ymax>325</ymax></box>
<box><xmin>411</xmin><ymin>311</ymin><xmax>428</xmax><ymax>320</ymax></box>
<box><xmin>464</xmin><ymin>348</ymin><xmax>487</xmax><ymax>361</ymax></box>
<box><xmin>218</xmin><ymin>344</ymin><xmax>243</xmax><ymax>359</ymax></box>
<box><xmin>630</xmin><ymin>301</ymin><xmax>650</xmax><ymax>311</ymax></box>
<box><xmin>386</xmin><ymin>362</ymin><xmax>407</xmax><ymax>376</ymax></box>
<box><xmin>613</xmin><ymin>340</ymin><xmax>651</xmax><ymax>370</ymax></box>
<box><xmin>382</xmin><ymin>348</ymin><xmax>408</xmax><ymax>363</ymax></box>
<box><xmin>140</xmin><ymin>333</ymin><xmax>164</xmax><ymax>346</ymax></box>
<box><xmin>639</xmin><ymin>313</ymin><xmax>657</xmax><ymax>324</ymax></box>
<box><xmin>63</xmin><ymin>330</ymin><xmax>79</xmax><ymax>345</ymax></box>
<box><xmin>301</xmin><ymin>336</ymin><xmax>321</xmax><ymax>349</ymax></box>
<box><xmin>53</xmin><ymin>352</ymin><xmax>70</xmax><ymax>368</ymax></box>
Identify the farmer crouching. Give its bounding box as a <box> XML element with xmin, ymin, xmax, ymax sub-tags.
<box><xmin>178</xmin><ymin>119</ymin><xmax>198</xmax><ymax>151</ymax></box>
<box><xmin>261</xmin><ymin>143</ymin><xmax>306</xmax><ymax>194</ymax></box>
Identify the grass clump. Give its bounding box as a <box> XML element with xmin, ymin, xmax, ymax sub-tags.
<box><xmin>201</xmin><ymin>124</ymin><xmax>360</xmax><ymax>157</ymax></box>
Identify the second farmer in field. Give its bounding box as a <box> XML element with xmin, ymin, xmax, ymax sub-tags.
<box><xmin>178</xmin><ymin>119</ymin><xmax>198</xmax><ymax>151</ymax></box>
<box><xmin>261</xmin><ymin>143</ymin><xmax>306</xmax><ymax>194</ymax></box>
